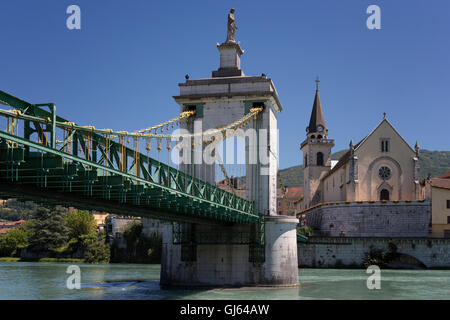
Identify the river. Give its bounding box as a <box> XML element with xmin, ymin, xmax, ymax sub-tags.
<box><xmin>0</xmin><ymin>262</ymin><xmax>448</xmax><ymax>300</ymax></box>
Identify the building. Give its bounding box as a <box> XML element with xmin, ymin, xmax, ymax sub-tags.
<box><xmin>277</xmin><ymin>187</ymin><xmax>303</xmax><ymax>215</ymax></box>
<box><xmin>92</xmin><ymin>212</ymin><xmax>109</xmax><ymax>230</ymax></box>
<box><xmin>0</xmin><ymin>220</ymin><xmax>25</xmax><ymax>234</ymax></box>
<box><xmin>426</xmin><ymin>172</ymin><xmax>450</xmax><ymax>238</ymax></box>
<box><xmin>216</xmin><ymin>178</ymin><xmax>247</xmax><ymax>199</ymax></box>
<box><xmin>105</xmin><ymin>215</ymin><xmax>140</xmax><ymax>243</ymax></box>
<box><xmin>298</xmin><ymin>80</ymin><xmax>430</xmax><ymax>238</ymax></box>
<box><xmin>105</xmin><ymin>215</ymin><xmax>167</xmax><ymax>244</ymax></box>
<box><xmin>301</xmin><ymin>80</ymin><xmax>422</xmax><ymax>209</ymax></box>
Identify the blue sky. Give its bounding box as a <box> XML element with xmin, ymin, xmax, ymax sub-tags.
<box><xmin>1</xmin><ymin>0</ymin><xmax>449</xmax><ymax>170</ymax></box>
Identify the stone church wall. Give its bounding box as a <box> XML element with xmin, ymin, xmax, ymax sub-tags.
<box><xmin>303</xmin><ymin>200</ymin><xmax>430</xmax><ymax>237</ymax></box>
<box><xmin>298</xmin><ymin>236</ymin><xmax>450</xmax><ymax>268</ymax></box>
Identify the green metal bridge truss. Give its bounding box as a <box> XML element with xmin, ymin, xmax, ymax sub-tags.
<box><xmin>0</xmin><ymin>90</ymin><xmax>260</xmax><ymax>225</ymax></box>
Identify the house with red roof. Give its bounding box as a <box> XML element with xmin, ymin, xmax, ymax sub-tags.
<box><xmin>0</xmin><ymin>220</ymin><xmax>25</xmax><ymax>234</ymax></box>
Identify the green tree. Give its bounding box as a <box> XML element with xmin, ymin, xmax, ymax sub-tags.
<box><xmin>123</xmin><ymin>221</ymin><xmax>143</xmax><ymax>250</ymax></box>
<box><xmin>118</xmin><ymin>221</ymin><xmax>162</xmax><ymax>263</ymax></box>
<box><xmin>28</xmin><ymin>206</ymin><xmax>68</xmax><ymax>253</ymax></box>
<box><xmin>0</xmin><ymin>227</ymin><xmax>30</xmax><ymax>257</ymax></box>
<box><xmin>65</xmin><ymin>210</ymin><xmax>97</xmax><ymax>240</ymax></box>
<box><xmin>81</xmin><ymin>231</ymin><xmax>110</xmax><ymax>263</ymax></box>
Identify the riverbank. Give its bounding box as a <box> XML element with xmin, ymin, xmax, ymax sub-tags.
<box><xmin>0</xmin><ymin>257</ymin><xmax>85</xmax><ymax>263</ymax></box>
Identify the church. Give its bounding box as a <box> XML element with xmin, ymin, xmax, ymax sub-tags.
<box><xmin>301</xmin><ymin>79</ymin><xmax>422</xmax><ymax>210</ymax></box>
<box><xmin>298</xmin><ymin>79</ymin><xmax>429</xmax><ymax>238</ymax></box>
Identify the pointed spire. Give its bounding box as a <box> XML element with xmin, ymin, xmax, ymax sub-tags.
<box><xmin>415</xmin><ymin>141</ymin><xmax>420</xmax><ymax>156</ymax></box>
<box><xmin>307</xmin><ymin>77</ymin><xmax>326</xmax><ymax>134</ymax></box>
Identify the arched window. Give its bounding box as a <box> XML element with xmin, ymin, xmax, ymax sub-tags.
<box><xmin>317</xmin><ymin>152</ymin><xmax>324</xmax><ymax>166</ymax></box>
<box><xmin>380</xmin><ymin>189</ymin><xmax>390</xmax><ymax>201</ymax></box>
<box><xmin>304</xmin><ymin>155</ymin><xmax>307</xmax><ymax>167</ymax></box>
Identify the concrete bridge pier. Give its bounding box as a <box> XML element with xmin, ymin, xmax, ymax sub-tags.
<box><xmin>161</xmin><ymin>25</ymin><xmax>299</xmax><ymax>287</ymax></box>
<box><xmin>160</xmin><ymin>215</ymin><xmax>298</xmax><ymax>287</ymax></box>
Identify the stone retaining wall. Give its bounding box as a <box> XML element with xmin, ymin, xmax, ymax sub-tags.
<box><xmin>301</xmin><ymin>201</ymin><xmax>430</xmax><ymax>237</ymax></box>
<box><xmin>298</xmin><ymin>236</ymin><xmax>450</xmax><ymax>268</ymax></box>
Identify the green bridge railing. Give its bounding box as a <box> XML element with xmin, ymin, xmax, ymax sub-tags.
<box><xmin>0</xmin><ymin>90</ymin><xmax>258</xmax><ymax>224</ymax></box>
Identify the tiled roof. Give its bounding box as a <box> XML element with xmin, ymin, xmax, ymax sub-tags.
<box><xmin>439</xmin><ymin>172</ymin><xmax>450</xmax><ymax>179</ymax></box>
<box><xmin>430</xmin><ymin>178</ymin><xmax>450</xmax><ymax>190</ymax></box>
<box><xmin>322</xmin><ymin>138</ymin><xmax>365</xmax><ymax>180</ymax></box>
<box><xmin>285</xmin><ymin>187</ymin><xmax>303</xmax><ymax>199</ymax></box>
<box><xmin>0</xmin><ymin>220</ymin><xmax>25</xmax><ymax>227</ymax></box>
<box><xmin>277</xmin><ymin>187</ymin><xmax>303</xmax><ymax>200</ymax></box>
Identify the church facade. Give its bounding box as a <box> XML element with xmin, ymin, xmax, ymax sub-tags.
<box><xmin>298</xmin><ymin>81</ymin><xmax>430</xmax><ymax>238</ymax></box>
<box><xmin>301</xmin><ymin>81</ymin><xmax>422</xmax><ymax>210</ymax></box>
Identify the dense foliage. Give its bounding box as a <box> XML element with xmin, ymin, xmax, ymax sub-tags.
<box><xmin>65</xmin><ymin>210</ymin><xmax>97</xmax><ymax>240</ymax></box>
<box><xmin>0</xmin><ymin>199</ymin><xmax>38</xmax><ymax>221</ymax></box>
<box><xmin>112</xmin><ymin>221</ymin><xmax>162</xmax><ymax>263</ymax></box>
<box><xmin>0</xmin><ymin>226</ymin><xmax>30</xmax><ymax>257</ymax></box>
<box><xmin>28</xmin><ymin>206</ymin><xmax>69</xmax><ymax>253</ymax></box>
<box><xmin>81</xmin><ymin>231</ymin><xmax>110</xmax><ymax>264</ymax></box>
<box><xmin>0</xmin><ymin>206</ymin><xmax>110</xmax><ymax>263</ymax></box>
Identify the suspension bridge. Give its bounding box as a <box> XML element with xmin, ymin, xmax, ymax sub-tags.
<box><xmin>0</xmin><ymin>9</ymin><xmax>300</xmax><ymax>287</ymax></box>
<box><xmin>0</xmin><ymin>90</ymin><xmax>261</xmax><ymax>225</ymax></box>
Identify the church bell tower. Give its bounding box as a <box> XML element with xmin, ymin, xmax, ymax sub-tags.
<box><xmin>300</xmin><ymin>78</ymin><xmax>334</xmax><ymax>208</ymax></box>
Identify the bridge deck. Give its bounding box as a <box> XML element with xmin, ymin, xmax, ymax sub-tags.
<box><xmin>0</xmin><ymin>90</ymin><xmax>258</xmax><ymax>225</ymax></box>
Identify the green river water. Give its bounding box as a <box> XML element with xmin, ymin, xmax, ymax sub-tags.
<box><xmin>0</xmin><ymin>262</ymin><xmax>448</xmax><ymax>300</ymax></box>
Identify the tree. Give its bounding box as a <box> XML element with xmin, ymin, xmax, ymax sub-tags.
<box><xmin>65</xmin><ymin>210</ymin><xmax>97</xmax><ymax>240</ymax></box>
<box><xmin>118</xmin><ymin>221</ymin><xmax>162</xmax><ymax>263</ymax></box>
<box><xmin>28</xmin><ymin>206</ymin><xmax>68</xmax><ymax>253</ymax></box>
<box><xmin>81</xmin><ymin>231</ymin><xmax>110</xmax><ymax>263</ymax></box>
<box><xmin>0</xmin><ymin>226</ymin><xmax>30</xmax><ymax>257</ymax></box>
<box><xmin>123</xmin><ymin>221</ymin><xmax>143</xmax><ymax>250</ymax></box>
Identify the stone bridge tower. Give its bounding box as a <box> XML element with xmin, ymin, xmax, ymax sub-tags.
<box><xmin>160</xmin><ymin>12</ymin><xmax>299</xmax><ymax>287</ymax></box>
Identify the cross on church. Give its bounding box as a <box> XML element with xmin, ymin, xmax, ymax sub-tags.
<box><xmin>315</xmin><ymin>76</ymin><xmax>320</xmax><ymax>91</ymax></box>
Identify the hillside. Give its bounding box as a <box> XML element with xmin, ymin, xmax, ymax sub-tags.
<box><xmin>279</xmin><ymin>149</ymin><xmax>450</xmax><ymax>187</ymax></box>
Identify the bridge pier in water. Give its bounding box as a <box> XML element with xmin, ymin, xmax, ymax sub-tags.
<box><xmin>160</xmin><ymin>34</ymin><xmax>299</xmax><ymax>287</ymax></box>
<box><xmin>160</xmin><ymin>216</ymin><xmax>298</xmax><ymax>287</ymax></box>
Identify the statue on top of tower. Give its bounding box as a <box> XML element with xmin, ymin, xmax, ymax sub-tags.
<box><xmin>226</xmin><ymin>8</ymin><xmax>238</xmax><ymax>43</ymax></box>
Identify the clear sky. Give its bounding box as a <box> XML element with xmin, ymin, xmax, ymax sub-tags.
<box><xmin>1</xmin><ymin>0</ymin><xmax>449</xmax><ymax>170</ymax></box>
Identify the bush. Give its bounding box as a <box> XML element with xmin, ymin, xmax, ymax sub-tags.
<box><xmin>363</xmin><ymin>250</ymin><xmax>389</xmax><ymax>268</ymax></box>
<box><xmin>363</xmin><ymin>244</ymin><xmax>398</xmax><ymax>268</ymax></box>
<box><xmin>0</xmin><ymin>257</ymin><xmax>20</xmax><ymax>262</ymax></box>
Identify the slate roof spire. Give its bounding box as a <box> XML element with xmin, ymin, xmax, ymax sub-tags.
<box><xmin>307</xmin><ymin>76</ymin><xmax>326</xmax><ymax>134</ymax></box>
